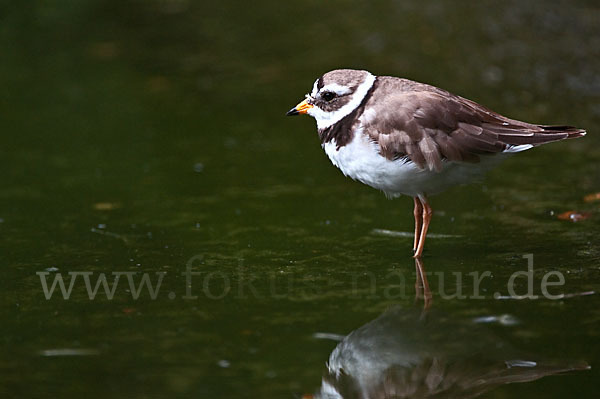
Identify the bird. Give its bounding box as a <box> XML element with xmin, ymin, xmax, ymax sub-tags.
<box><xmin>286</xmin><ymin>69</ymin><xmax>586</xmax><ymax>258</ymax></box>
<box><xmin>315</xmin><ymin>306</ymin><xmax>589</xmax><ymax>399</ymax></box>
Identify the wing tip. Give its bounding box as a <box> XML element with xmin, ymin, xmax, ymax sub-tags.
<box><xmin>541</xmin><ymin>125</ymin><xmax>586</xmax><ymax>139</ymax></box>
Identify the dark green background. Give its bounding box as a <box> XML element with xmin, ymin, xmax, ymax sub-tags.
<box><xmin>1</xmin><ymin>1</ymin><xmax>599</xmax><ymax>397</ymax></box>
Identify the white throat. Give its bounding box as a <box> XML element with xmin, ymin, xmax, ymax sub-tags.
<box><xmin>308</xmin><ymin>73</ymin><xmax>376</xmax><ymax>130</ymax></box>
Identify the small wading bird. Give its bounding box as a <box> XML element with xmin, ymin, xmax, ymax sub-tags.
<box><xmin>287</xmin><ymin>69</ymin><xmax>586</xmax><ymax>258</ymax></box>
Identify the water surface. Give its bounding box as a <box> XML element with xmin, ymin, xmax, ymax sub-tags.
<box><xmin>1</xmin><ymin>1</ymin><xmax>599</xmax><ymax>398</ymax></box>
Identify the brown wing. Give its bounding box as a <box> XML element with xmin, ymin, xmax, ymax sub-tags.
<box><xmin>363</xmin><ymin>81</ymin><xmax>585</xmax><ymax>172</ymax></box>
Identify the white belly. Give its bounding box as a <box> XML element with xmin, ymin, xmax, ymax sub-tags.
<box><xmin>322</xmin><ymin>130</ymin><xmax>505</xmax><ymax>197</ymax></box>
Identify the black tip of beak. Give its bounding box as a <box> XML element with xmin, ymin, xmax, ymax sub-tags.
<box><xmin>286</xmin><ymin>107</ymin><xmax>299</xmax><ymax>116</ymax></box>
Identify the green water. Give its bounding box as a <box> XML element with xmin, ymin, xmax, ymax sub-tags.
<box><xmin>1</xmin><ymin>1</ymin><xmax>599</xmax><ymax>397</ymax></box>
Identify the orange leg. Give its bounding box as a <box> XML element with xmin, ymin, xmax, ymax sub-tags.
<box><xmin>413</xmin><ymin>195</ymin><xmax>432</xmax><ymax>258</ymax></box>
<box><xmin>413</xmin><ymin>197</ymin><xmax>423</xmax><ymax>253</ymax></box>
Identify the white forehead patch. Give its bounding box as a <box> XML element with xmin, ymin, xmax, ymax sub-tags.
<box><xmin>311</xmin><ymin>79</ymin><xmax>320</xmax><ymax>97</ymax></box>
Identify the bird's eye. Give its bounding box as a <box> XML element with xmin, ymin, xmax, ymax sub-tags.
<box><xmin>321</xmin><ymin>91</ymin><xmax>336</xmax><ymax>102</ymax></box>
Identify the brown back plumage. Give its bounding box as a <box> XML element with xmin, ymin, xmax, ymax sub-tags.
<box><xmin>361</xmin><ymin>76</ymin><xmax>586</xmax><ymax>171</ymax></box>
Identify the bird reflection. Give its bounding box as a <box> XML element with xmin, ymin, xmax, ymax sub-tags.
<box><xmin>414</xmin><ymin>257</ymin><xmax>432</xmax><ymax>310</ymax></box>
<box><xmin>315</xmin><ymin>283</ymin><xmax>589</xmax><ymax>398</ymax></box>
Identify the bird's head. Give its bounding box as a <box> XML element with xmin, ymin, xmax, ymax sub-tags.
<box><xmin>286</xmin><ymin>69</ymin><xmax>376</xmax><ymax>129</ymax></box>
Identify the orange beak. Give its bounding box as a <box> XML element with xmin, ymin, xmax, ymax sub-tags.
<box><xmin>286</xmin><ymin>99</ymin><xmax>314</xmax><ymax>116</ymax></box>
